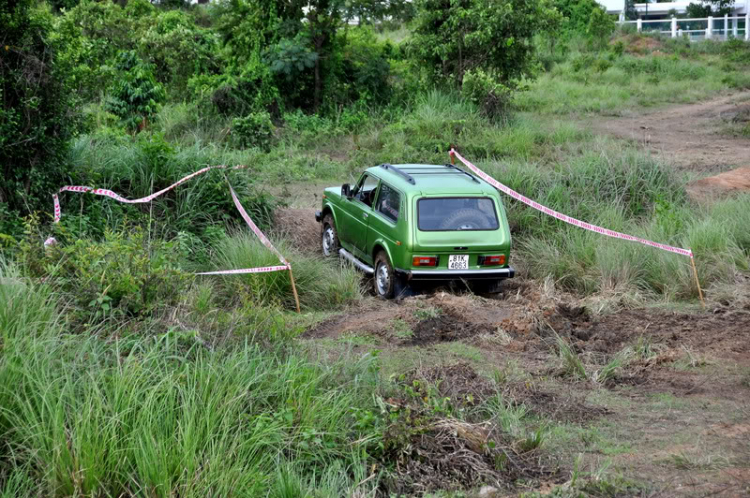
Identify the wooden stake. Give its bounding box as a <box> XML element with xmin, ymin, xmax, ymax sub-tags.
<box><xmin>690</xmin><ymin>255</ymin><xmax>706</xmax><ymax>309</ymax></box>
<box><xmin>288</xmin><ymin>266</ymin><xmax>301</xmax><ymax>314</ymax></box>
<box><xmin>450</xmin><ymin>146</ymin><xmax>456</xmax><ymax>165</ymax></box>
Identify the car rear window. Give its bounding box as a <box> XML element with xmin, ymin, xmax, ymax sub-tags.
<box><xmin>418</xmin><ymin>197</ymin><xmax>499</xmax><ymax>231</ymax></box>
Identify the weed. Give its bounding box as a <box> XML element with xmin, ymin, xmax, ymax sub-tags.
<box><xmin>593</xmin><ymin>349</ymin><xmax>632</xmax><ymax>385</ymax></box>
<box><xmin>390</xmin><ymin>318</ymin><xmax>414</xmax><ymax>339</ymax></box>
<box><xmin>556</xmin><ymin>335</ymin><xmax>587</xmax><ymax>380</ymax></box>
<box><xmin>674</xmin><ymin>346</ymin><xmax>711</xmax><ymax>370</ymax></box>
<box><xmin>414</xmin><ymin>306</ymin><xmax>442</xmax><ymax>321</ymax></box>
<box><xmin>669</xmin><ymin>452</ymin><xmax>730</xmax><ymax>470</ymax></box>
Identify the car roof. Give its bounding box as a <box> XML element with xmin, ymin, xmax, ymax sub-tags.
<box><xmin>365</xmin><ymin>164</ymin><xmax>496</xmax><ymax>195</ymax></box>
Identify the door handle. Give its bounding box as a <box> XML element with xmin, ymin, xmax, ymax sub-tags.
<box><xmin>363</xmin><ymin>213</ymin><xmax>368</xmax><ymax>218</ymax></box>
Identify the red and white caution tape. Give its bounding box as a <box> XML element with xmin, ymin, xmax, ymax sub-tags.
<box><xmin>227</xmin><ymin>184</ymin><xmax>288</xmax><ymax>266</ymax></box>
<box><xmin>50</xmin><ymin>164</ymin><xmax>291</xmax><ymax>276</ymax></box>
<box><xmin>52</xmin><ymin>165</ymin><xmax>245</xmax><ymax>223</ymax></box>
<box><xmin>450</xmin><ymin>149</ymin><xmax>693</xmax><ymax>258</ymax></box>
<box><xmin>196</xmin><ymin>265</ymin><xmax>290</xmax><ymax>276</ymax></box>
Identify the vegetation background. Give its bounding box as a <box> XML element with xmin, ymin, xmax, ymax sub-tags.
<box><xmin>1</xmin><ymin>0</ymin><xmax>749</xmax><ymax>495</ymax></box>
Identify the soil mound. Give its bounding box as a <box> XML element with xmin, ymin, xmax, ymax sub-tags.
<box><xmin>686</xmin><ymin>167</ymin><xmax>750</xmax><ymax>200</ymax></box>
<box><xmin>272</xmin><ymin>208</ymin><xmax>320</xmax><ymax>252</ymax></box>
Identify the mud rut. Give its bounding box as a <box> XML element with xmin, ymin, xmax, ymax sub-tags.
<box><xmin>270</xmin><ymin>95</ymin><xmax>750</xmax><ymax>494</ymax></box>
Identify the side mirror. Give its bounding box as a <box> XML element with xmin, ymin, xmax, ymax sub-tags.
<box><xmin>341</xmin><ymin>183</ymin><xmax>352</xmax><ymax>198</ymax></box>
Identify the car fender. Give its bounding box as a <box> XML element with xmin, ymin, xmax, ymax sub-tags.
<box><xmin>321</xmin><ymin>199</ymin><xmax>340</xmax><ymax>229</ymax></box>
<box><xmin>369</xmin><ymin>234</ymin><xmax>396</xmax><ymax>269</ymax></box>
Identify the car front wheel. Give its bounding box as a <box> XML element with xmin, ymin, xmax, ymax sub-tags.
<box><xmin>374</xmin><ymin>251</ymin><xmax>395</xmax><ymax>299</ymax></box>
<box><xmin>321</xmin><ymin>214</ymin><xmax>340</xmax><ymax>257</ymax></box>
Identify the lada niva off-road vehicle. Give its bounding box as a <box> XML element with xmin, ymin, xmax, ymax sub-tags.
<box><xmin>315</xmin><ymin>163</ymin><xmax>514</xmax><ymax>298</ymax></box>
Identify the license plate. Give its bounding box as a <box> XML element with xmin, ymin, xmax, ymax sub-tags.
<box><xmin>448</xmin><ymin>255</ymin><xmax>469</xmax><ymax>270</ymax></box>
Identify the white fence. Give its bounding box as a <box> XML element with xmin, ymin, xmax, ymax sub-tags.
<box><xmin>621</xmin><ymin>14</ymin><xmax>750</xmax><ymax>41</ymax></box>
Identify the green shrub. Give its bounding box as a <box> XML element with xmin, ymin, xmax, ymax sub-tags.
<box><xmin>0</xmin><ymin>332</ymin><xmax>380</xmax><ymax>496</ymax></box>
<box><xmin>232</xmin><ymin>111</ymin><xmax>275</xmax><ymax>151</ymax></box>
<box><xmin>23</xmin><ymin>225</ymin><xmax>190</xmax><ymax>322</ymax></box>
<box><xmin>106</xmin><ymin>51</ymin><xmax>166</xmax><ymax>132</ymax></box>
<box><xmin>0</xmin><ymin>257</ymin><xmax>58</xmax><ymax>341</ymax></box>
<box><xmin>461</xmin><ymin>69</ymin><xmax>512</xmax><ymax>120</ymax></box>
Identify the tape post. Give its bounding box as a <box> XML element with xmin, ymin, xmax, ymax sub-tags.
<box><xmin>449</xmin><ymin>149</ymin><xmax>693</xmax><ymax>258</ymax></box>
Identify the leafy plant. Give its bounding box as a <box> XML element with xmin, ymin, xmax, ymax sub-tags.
<box><xmin>411</xmin><ymin>0</ymin><xmax>558</xmax><ymax>86</ymax></box>
<box><xmin>0</xmin><ymin>0</ymin><xmax>74</xmax><ymax>234</ymax></box>
<box><xmin>106</xmin><ymin>51</ymin><xmax>166</xmax><ymax>132</ymax></box>
<box><xmin>461</xmin><ymin>69</ymin><xmax>512</xmax><ymax>120</ymax></box>
<box><xmin>232</xmin><ymin>111</ymin><xmax>275</xmax><ymax>150</ymax></box>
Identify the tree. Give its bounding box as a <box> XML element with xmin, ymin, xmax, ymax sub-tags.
<box><xmin>0</xmin><ymin>0</ymin><xmax>74</xmax><ymax>231</ymax></box>
<box><xmin>411</xmin><ymin>0</ymin><xmax>557</xmax><ymax>86</ymax></box>
<box><xmin>587</xmin><ymin>5</ymin><xmax>615</xmax><ymax>49</ymax></box>
<box><xmin>106</xmin><ymin>51</ymin><xmax>165</xmax><ymax>132</ymax></box>
<box><xmin>686</xmin><ymin>0</ymin><xmax>734</xmax><ymax>17</ymax></box>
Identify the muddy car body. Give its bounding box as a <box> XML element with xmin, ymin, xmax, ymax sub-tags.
<box><xmin>315</xmin><ymin>163</ymin><xmax>514</xmax><ymax>298</ymax></box>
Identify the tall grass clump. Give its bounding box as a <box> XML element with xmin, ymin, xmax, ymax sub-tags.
<box><xmin>212</xmin><ymin>232</ymin><xmax>362</xmax><ymax>310</ymax></box>
<box><xmin>0</xmin><ymin>257</ymin><xmax>58</xmax><ymax>341</ymax></box>
<box><xmin>471</xmin><ymin>140</ymin><xmax>749</xmax><ymax>300</ymax></box>
<box><xmin>0</xmin><ymin>333</ymin><xmax>381</xmax><ymax>496</ymax></box>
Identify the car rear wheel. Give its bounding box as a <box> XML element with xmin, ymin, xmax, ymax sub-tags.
<box><xmin>321</xmin><ymin>214</ymin><xmax>339</xmax><ymax>257</ymax></box>
<box><xmin>374</xmin><ymin>251</ymin><xmax>395</xmax><ymax>299</ymax></box>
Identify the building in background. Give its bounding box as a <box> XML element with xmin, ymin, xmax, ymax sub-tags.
<box><xmin>599</xmin><ymin>0</ymin><xmax>749</xmax><ymax>21</ymax></box>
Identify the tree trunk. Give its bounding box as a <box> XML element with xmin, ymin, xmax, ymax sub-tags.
<box><xmin>313</xmin><ymin>36</ymin><xmax>323</xmax><ymax>111</ymax></box>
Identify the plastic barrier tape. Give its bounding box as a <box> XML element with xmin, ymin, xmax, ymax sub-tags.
<box><xmin>196</xmin><ymin>265</ymin><xmax>290</xmax><ymax>276</ymax></box>
<box><xmin>227</xmin><ymin>184</ymin><xmax>288</xmax><ymax>266</ymax></box>
<box><xmin>52</xmin><ymin>165</ymin><xmax>245</xmax><ymax>223</ymax></box>
<box><xmin>449</xmin><ymin>149</ymin><xmax>693</xmax><ymax>258</ymax></box>
<box><xmin>50</xmin><ymin>165</ymin><xmax>291</xmax><ymax>275</ymax></box>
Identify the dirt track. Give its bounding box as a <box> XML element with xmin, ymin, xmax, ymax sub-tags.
<box><xmin>274</xmin><ymin>94</ymin><xmax>750</xmax><ymax>494</ymax></box>
<box><xmin>591</xmin><ymin>91</ymin><xmax>750</xmax><ymax>173</ymax></box>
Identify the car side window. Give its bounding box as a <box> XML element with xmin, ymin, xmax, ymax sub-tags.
<box><xmin>353</xmin><ymin>174</ymin><xmax>379</xmax><ymax>207</ymax></box>
<box><xmin>376</xmin><ymin>183</ymin><xmax>400</xmax><ymax>222</ymax></box>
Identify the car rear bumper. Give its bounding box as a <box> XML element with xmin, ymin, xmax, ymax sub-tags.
<box><xmin>397</xmin><ymin>266</ymin><xmax>515</xmax><ymax>281</ymax></box>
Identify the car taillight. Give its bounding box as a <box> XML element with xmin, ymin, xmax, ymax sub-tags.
<box><xmin>479</xmin><ymin>255</ymin><xmax>505</xmax><ymax>266</ymax></box>
<box><xmin>413</xmin><ymin>256</ymin><xmax>438</xmax><ymax>267</ymax></box>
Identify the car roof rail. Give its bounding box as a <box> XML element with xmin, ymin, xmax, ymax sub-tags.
<box><xmin>444</xmin><ymin>163</ymin><xmax>480</xmax><ymax>184</ymax></box>
<box><xmin>379</xmin><ymin>164</ymin><xmax>416</xmax><ymax>185</ymax></box>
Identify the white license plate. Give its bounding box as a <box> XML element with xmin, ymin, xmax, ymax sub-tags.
<box><xmin>448</xmin><ymin>255</ymin><xmax>469</xmax><ymax>270</ymax></box>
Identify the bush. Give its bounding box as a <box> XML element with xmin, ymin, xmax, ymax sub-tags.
<box><xmin>0</xmin><ymin>330</ymin><xmax>380</xmax><ymax>496</ymax></box>
<box><xmin>461</xmin><ymin>69</ymin><xmax>512</xmax><ymax>120</ymax></box>
<box><xmin>106</xmin><ymin>51</ymin><xmax>166</xmax><ymax>132</ymax></box>
<box><xmin>411</xmin><ymin>0</ymin><xmax>557</xmax><ymax>86</ymax></box>
<box><xmin>232</xmin><ymin>111</ymin><xmax>275</xmax><ymax>150</ymax></box>
<box><xmin>22</xmin><ymin>225</ymin><xmax>190</xmax><ymax>322</ymax></box>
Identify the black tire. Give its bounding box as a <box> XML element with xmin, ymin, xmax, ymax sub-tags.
<box><xmin>440</xmin><ymin>208</ymin><xmax>491</xmax><ymax>231</ymax></box>
<box><xmin>374</xmin><ymin>251</ymin><xmax>395</xmax><ymax>299</ymax></box>
<box><xmin>321</xmin><ymin>214</ymin><xmax>340</xmax><ymax>257</ymax></box>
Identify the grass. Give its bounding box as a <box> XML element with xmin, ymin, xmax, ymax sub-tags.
<box><xmin>211</xmin><ymin>232</ymin><xmax>362</xmax><ymax>311</ymax></box>
<box><xmin>0</xmin><ymin>259</ymin><xmax>381</xmax><ymax>496</ymax></box>
<box><xmin>556</xmin><ymin>335</ymin><xmax>588</xmax><ymax>380</ymax></box>
<box><xmin>521</xmin><ymin>35</ymin><xmax>747</xmax><ymax>115</ymax></box>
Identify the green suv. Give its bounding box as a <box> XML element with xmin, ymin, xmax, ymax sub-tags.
<box><xmin>315</xmin><ymin>164</ymin><xmax>514</xmax><ymax>298</ymax></box>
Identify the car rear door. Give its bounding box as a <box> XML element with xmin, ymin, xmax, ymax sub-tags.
<box><xmin>367</xmin><ymin>181</ymin><xmax>403</xmax><ymax>261</ymax></box>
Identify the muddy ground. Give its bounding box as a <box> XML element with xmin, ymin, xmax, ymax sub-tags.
<box><xmin>273</xmin><ymin>94</ymin><xmax>750</xmax><ymax>496</ymax></box>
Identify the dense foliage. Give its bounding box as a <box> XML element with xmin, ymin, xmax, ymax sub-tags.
<box><xmin>411</xmin><ymin>0</ymin><xmax>557</xmax><ymax>86</ymax></box>
<box><xmin>0</xmin><ymin>0</ymin><xmax>73</xmax><ymax>233</ymax></box>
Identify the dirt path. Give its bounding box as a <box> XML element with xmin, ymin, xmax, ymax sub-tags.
<box><xmin>590</xmin><ymin>91</ymin><xmax>750</xmax><ymax>173</ymax></box>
